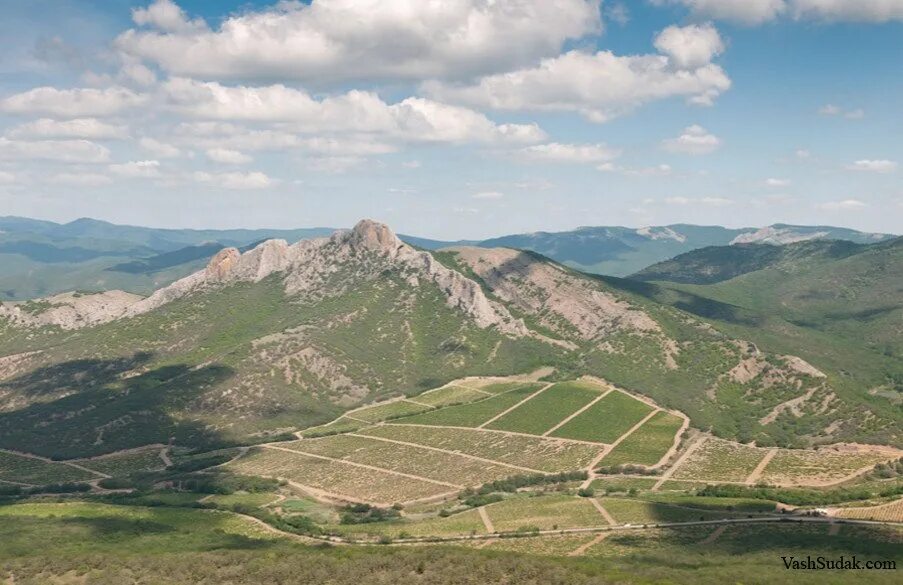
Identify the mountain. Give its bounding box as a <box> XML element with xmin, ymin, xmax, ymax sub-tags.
<box><xmin>0</xmin><ymin>216</ymin><xmax>335</xmax><ymax>300</ymax></box>
<box><xmin>408</xmin><ymin>223</ymin><xmax>894</xmax><ymax>277</ymax></box>
<box><xmin>0</xmin><ymin>221</ymin><xmax>898</xmax><ymax>460</ymax></box>
<box><xmin>626</xmin><ymin>236</ymin><xmax>903</xmax><ymax>416</ymax></box>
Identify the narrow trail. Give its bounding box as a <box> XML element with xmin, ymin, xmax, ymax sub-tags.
<box><xmin>403</xmin><ymin>399</ymin><xmax>435</xmax><ymax>409</ymax></box>
<box><xmin>262</xmin><ymin>444</ymin><xmax>462</xmax><ymax>489</ymax></box>
<box><xmin>542</xmin><ymin>389</ymin><xmax>612</xmax><ymax>437</ymax></box>
<box><xmin>159</xmin><ymin>447</ymin><xmax>173</xmax><ymax>468</ymax></box>
<box><xmin>648</xmin><ymin>410</ymin><xmax>691</xmax><ymax>470</ymax></box>
<box><xmin>700</xmin><ymin>525</ymin><xmax>728</xmax><ymax>544</ymax></box>
<box><xmin>568</xmin><ymin>532</ymin><xmax>608</xmax><ymax>557</ymax></box>
<box><xmin>652</xmin><ymin>436</ymin><xmax>709</xmax><ymax>491</ymax></box>
<box><xmin>477</xmin><ymin>383</ymin><xmax>553</xmax><ymax>429</ymax></box>
<box><xmin>590</xmin><ymin>498</ymin><xmax>617</xmax><ymax>526</ymax></box>
<box><xmin>478</xmin><ymin>506</ymin><xmax>495</xmax><ymax>533</ymax></box>
<box><xmin>346</xmin><ymin>433</ymin><xmax>544</xmax><ymax>474</ymax></box>
<box><xmin>744</xmin><ymin>448</ymin><xmax>777</xmax><ymax>485</ymax></box>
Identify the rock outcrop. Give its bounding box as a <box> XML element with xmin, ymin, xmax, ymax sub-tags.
<box><xmin>0</xmin><ymin>291</ymin><xmax>143</xmax><ymax>330</ymax></box>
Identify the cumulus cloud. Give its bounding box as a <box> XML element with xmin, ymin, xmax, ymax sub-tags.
<box><xmin>139</xmin><ymin>137</ymin><xmax>182</xmax><ymax>158</ymax></box>
<box><xmin>424</xmin><ymin>24</ymin><xmax>730</xmax><ymax>122</ymax></box>
<box><xmin>661</xmin><ymin>125</ymin><xmax>721</xmax><ymax>155</ymax></box>
<box><xmin>846</xmin><ymin>159</ymin><xmax>897</xmax><ymax>173</ymax></box>
<box><xmin>654</xmin><ymin>23</ymin><xmax>725</xmax><ymax>69</ymax></box>
<box><xmin>0</xmin><ymin>138</ymin><xmax>110</xmax><ymax>163</ymax></box>
<box><xmin>0</xmin><ymin>86</ymin><xmax>147</xmax><ymax>118</ymax></box>
<box><xmin>817</xmin><ymin>199</ymin><xmax>867</xmax><ymax>210</ymax></box>
<box><xmin>6</xmin><ymin>118</ymin><xmax>128</xmax><ymax>140</ymax></box>
<box><xmin>161</xmin><ymin>78</ymin><xmax>545</xmax><ymax>144</ymax></box>
<box><xmin>206</xmin><ymin>148</ymin><xmax>252</xmax><ymax>164</ymax></box>
<box><xmin>117</xmin><ymin>0</ymin><xmax>600</xmax><ymax>84</ymax></box>
<box><xmin>598</xmin><ymin>163</ymin><xmax>673</xmax><ymax>176</ymax></box>
<box><xmin>765</xmin><ymin>178</ymin><xmax>790</xmax><ymax>187</ymax></box>
<box><xmin>192</xmin><ymin>170</ymin><xmax>273</xmax><ymax>189</ymax></box>
<box><xmin>518</xmin><ymin>142</ymin><xmax>620</xmax><ymax>164</ymax></box>
<box><xmin>109</xmin><ymin>159</ymin><xmax>161</xmax><ymax>178</ymax></box>
<box><xmin>659</xmin><ymin>0</ymin><xmax>903</xmax><ymax>24</ymax></box>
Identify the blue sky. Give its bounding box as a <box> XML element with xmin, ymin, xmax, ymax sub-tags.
<box><xmin>0</xmin><ymin>0</ymin><xmax>900</xmax><ymax>239</ymax></box>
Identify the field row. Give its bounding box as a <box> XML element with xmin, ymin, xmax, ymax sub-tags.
<box><xmin>671</xmin><ymin>438</ymin><xmax>898</xmax><ymax>486</ymax></box>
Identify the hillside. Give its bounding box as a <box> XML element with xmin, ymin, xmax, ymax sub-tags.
<box><xmin>0</xmin><ymin>221</ymin><xmax>898</xmax><ymax>460</ymax></box>
<box><xmin>625</xmin><ymin>237</ymin><xmax>903</xmax><ymax>420</ymax></box>
<box><xmin>410</xmin><ymin>223</ymin><xmax>893</xmax><ymax>276</ymax></box>
<box><xmin>0</xmin><ymin>216</ymin><xmax>333</xmax><ymax>300</ymax></box>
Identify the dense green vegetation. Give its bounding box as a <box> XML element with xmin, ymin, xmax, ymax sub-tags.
<box><xmin>485</xmin><ymin>382</ymin><xmax>600</xmax><ymax>435</ymax></box>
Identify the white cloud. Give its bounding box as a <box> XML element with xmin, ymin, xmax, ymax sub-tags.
<box><xmin>192</xmin><ymin>170</ymin><xmax>273</xmax><ymax>189</ymax></box>
<box><xmin>206</xmin><ymin>148</ymin><xmax>252</xmax><ymax>165</ymax></box>
<box><xmin>118</xmin><ymin>0</ymin><xmax>600</xmax><ymax>84</ymax></box>
<box><xmin>792</xmin><ymin>0</ymin><xmax>903</xmax><ymax>22</ymax></box>
<box><xmin>665</xmin><ymin>195</ymin><xmax>732</xmax><ymax>206</ymax></box>
<box><xmin>598</xmin><ymin>163</ymin><xmax>673</xmax><ymax>176</ymax></box>
<box><xmin>109</xmin><ymin>159</ymin><xmax>161</xmax><ymax>178</ymax></box>
<box><xmin>424</xmin><ymin>24</ymin><xmax>730</xmax><ymax>122</ymax></box>
<box><xmin>0</xmin><ymin>171</ymin><xmax>15</xmax><ymax>184</ymax></box>
<box><xmin>47</xmin><ymin>172</ymin><xmax>113</xmax><ymax>186</ymax></box>
<box><xmin>119</xmin><ymin>62</ymin><xmax>157</xmax><ymax>87</ymax></box>
<box><xmin>401</xmin><ymin>160</ymin><xmax>421</xmax><ymax>169</ymax></box>
<box><xmin>472</xmin><ymin>191</ymin><xmax>504</xmax><ymax>199</ymax></box>
<box><xmin>132</xmin><ymin>0</ymin><xmax>207</xmax><ymax>33</ymax></box>
<box><xmin>0</xmin><ymin>86</ymin><xmax>146</xmax><ymax>118</ymax></box>
<box><xmin>660</xmin><ymin>0</ymin><xmax>903</xmax><ymax>24</ymax></box>
<box><xmin>796</xmin><ymin>149</ymin><xmax>811</xmax><ymax>159</ymax></box>
<box><xmin>819</xmin><ymin>104</ymin><xmax>865</xmax><ymax>119</ymax></box>
<box><xmin>654</xmin><ymin>23</ymin><xmax>725</xmax><ymax>69</ymax></box>
<box><xmin>658</xmin><ymin>0</ymin><xmax>786</xmax><ymax>25</ymax></box>
<box><xmin>606</xmin><ymin>2</ymin><xmax>631</xmax><ymax>26</ymax></box>
<box><xmin>765</xmin><ymin>178</ymin><xmax>790</xmax><ymax>187</ymax></box>
<box><xmin>661</xmin><ymin>125</ymin><xmax>721</xmax><ymax>155</ymax></box>
<box><xmin>0</xmin><ymin>138</ymin><xmax>110</xmax><ymax>163</ymax></box>
<box><xmin>139</xmin><ymin>137</ymin><xmax>182</xmax><ymax>158</ymax></box>
<box><xmin>846</xmin><ymin>159</ymin><xmax>897</xmax><ymax>173</ymax></box>
<box><xmin>161</xmin><ymin>78</ymin><xmax>544</xmax><ymax>144</ymax></box>
<box><xmin>817</xmin><ymin>199</ymin><xmax>867</xmax><ymax>210</ymax></box>
<box><xmin>519</xmin><ymin>142</ymin><xmax>620</xmax><ymax>164</ymax></box>
<box><xmin>7</xmin><ymin>118</ymin><xmax>128</xmax><ymax>140</ymax></box>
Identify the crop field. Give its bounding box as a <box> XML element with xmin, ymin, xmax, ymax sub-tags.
<box><xmin>600</xmin><ymin>411</ymin><xmax>684</xmax><ymax>467</ymax></box>
<box><xmin>224</xmin><ymin>447</ymin><xmax>451</xmax><ymax>504</ymax></box>
<box><xmin>349</xmin><ymin>400</ymin><xmax>433</xmax><ymax>423</ymax></box>
<box><xmin>484</xmin><ymin>381</ymin><xmax>601</xmax><ymax>435</ymax></box>
<box><xmin>298</xmin><ymin>417</ymin><xmax>365</xmax><ymax>438</ymax></box>
<box><xmin>78</xmin><ymin>448</ymin><xmax>166</xmax><ymax>476</ymax></box>
<box><xmin>834</xmin><ymin>498</ymin><xmax>903</xmax><ymax>522</ymax></box>
<box><xmin>394</xmin><ymin>384</ymin><xmax>542</xmax><ymax>427</ymax></box>
<box><xmin>476</xmin><ymin>533</ymin><xmax>600</xmax><ymax>556</ymax></box>
<box><xmin>760</xmin><ymin>448</ymin><xmax>896</xmax><ymax>486</ymax></box>
<box><xmin>278</xmin><ymin>435</ymin><xmax>516</xmax><ymax>486</ymax></box>
<box><xmin>334</xmin><ymin>507</ymin><xmax>489</xmax><ymax>539</ymax></box>
<box><xmin>549</xmin><ymin>390</ymin><xmax>654</xmax><ymax>443</ymax></box>
<box><xmin>358</xmin><ymin>425</ymin><xmax>601</xmax><ymax>473</ymax></box>
<box><xmin>0</xmin><ymin>451</ymin><xmax>98</xmax><ymax>484</ymax></box>
<box><xmin>597</xmin><ymin>497</ymin><xmax>748</xmax><ymax>525</ymax></box>
<box><xmin>589</xmin><ymin>476</ymin><xmax>660</xmax><ymax>493</ymax></box>
<box><xmin>642</xmin><ymin>494</ymin><xmax>778</xmax><ymax>513</ymax></box>
<box><xmin>671</xmin><ymin>438</ymin><xmax>769</xmax><ymax>482</ymax></box>
<box><xmin>484</xmin><ymin>494</ymin><xmax>605</xmax><ymax>532</ymax></box>
<box><xmin>415</xmin><ymin>385</ymin><xmax>490</xmax><ymax>407</ymax></box>
<box><xmin>203</xmin><ymin>493</ymin><xmax>281</xmax><ymax>509</ymax></box>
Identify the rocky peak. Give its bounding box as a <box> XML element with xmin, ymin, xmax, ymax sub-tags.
<box><xmin>206</xmin><ymin>247</ymin><xmax>241</xmax><ymax>280</ymax></box>
<box><xmin>343</xmin><ymin>219</ymin><xmax>403</xmax><ymax>255</ymax></box>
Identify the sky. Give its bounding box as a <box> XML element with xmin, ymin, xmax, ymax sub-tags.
<box><xmin>0</xmin><ymin>0</ymin><xmax>901</xmax><ymax>240</ymax></box>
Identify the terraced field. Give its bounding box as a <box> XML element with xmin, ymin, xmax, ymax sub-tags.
<box><xmin>78</xmin><ymin>448</ymin><xmax>167</xmax><ymax>476</ymax></box>
<box><xmin>0</xmin><ymin>451</ymin><xmax>99</xmax><ymax>485</ymax></box>
<box><xmin>485</xmin><ymin>381</ymin><xmax>601</xmax><ymax>435</ymax></box>
<box><xmin>834</xmin><ymin>498</ymin><xmax>903</xmax><ymax>522</ymax></box>
<box><xmin>484</xmin><ymin>494</ymin><xmax>605</xmax><ymax>532</ymax></box>
<box><xmin>349</xmin><ymin>400</ymin><xmax>433</xmax><ymax>423</ymax></box>
<box><xmin>277</xmin><ymin>435</ymin><xmax>517</xmax><ymax>486</ymax></box>
<box><xmin>601</xmin><ymin>411</ymin><xmax>684</xmax><ymax>467</ymax></box>
<box><xmin>760</xmin><ymin>448</ymin><xmax>896</xmax><ymax>486</ymax></box>
<box><xmin>671</xmin><ymin>438</ymin><xmax>770</xmax><ymax>483</ymax></box>
<box><xmin>396</xmin><ymin>383</ymin><xmax>543</xmax><ymax>427</ymax></box>
<box><xmin>225</xmin><ymin>447</ymin><xmax>452</xmax><ymax>505</ymax></box>
<box><xmin>550</xmin><ymin>390</ymin><xmax>654</xmax><ymax>443</ymax></box>
<box><xmin>358</xmin><ymin>425</ymin><xmax>601</xmax><ymax>473</ymax></box>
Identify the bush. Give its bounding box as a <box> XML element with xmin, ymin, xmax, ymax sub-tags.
<box><xmin>577</xmin><ymin>488</ymin><xmax>594</xmax><ymax>498</ymax></box>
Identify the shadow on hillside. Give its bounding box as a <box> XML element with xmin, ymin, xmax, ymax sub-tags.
<box><xmin>0</xmin><ymin>352</ymin><xmax>236</xmax><ymax>459</ymax></box>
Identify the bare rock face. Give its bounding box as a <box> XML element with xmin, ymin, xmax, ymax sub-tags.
<box><xmin>346</xmin><ymin>219</ymin><xmax>403</xmax><ymax>255</ymax></box>
<box><xmin>206</xmin><ymin>248</ymin><xmax>241</xmax><ymax>280</ymax></box>
<box><xmin>0</xmin><ymin>291</ymin><xmax>143</xmax><ymax>330</ymax></box>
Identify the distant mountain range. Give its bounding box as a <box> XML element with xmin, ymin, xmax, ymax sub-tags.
<box><xmin>0</xmin><ymin>216</ymin><xmax>894</xmax><ymax>300</ymax></box>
